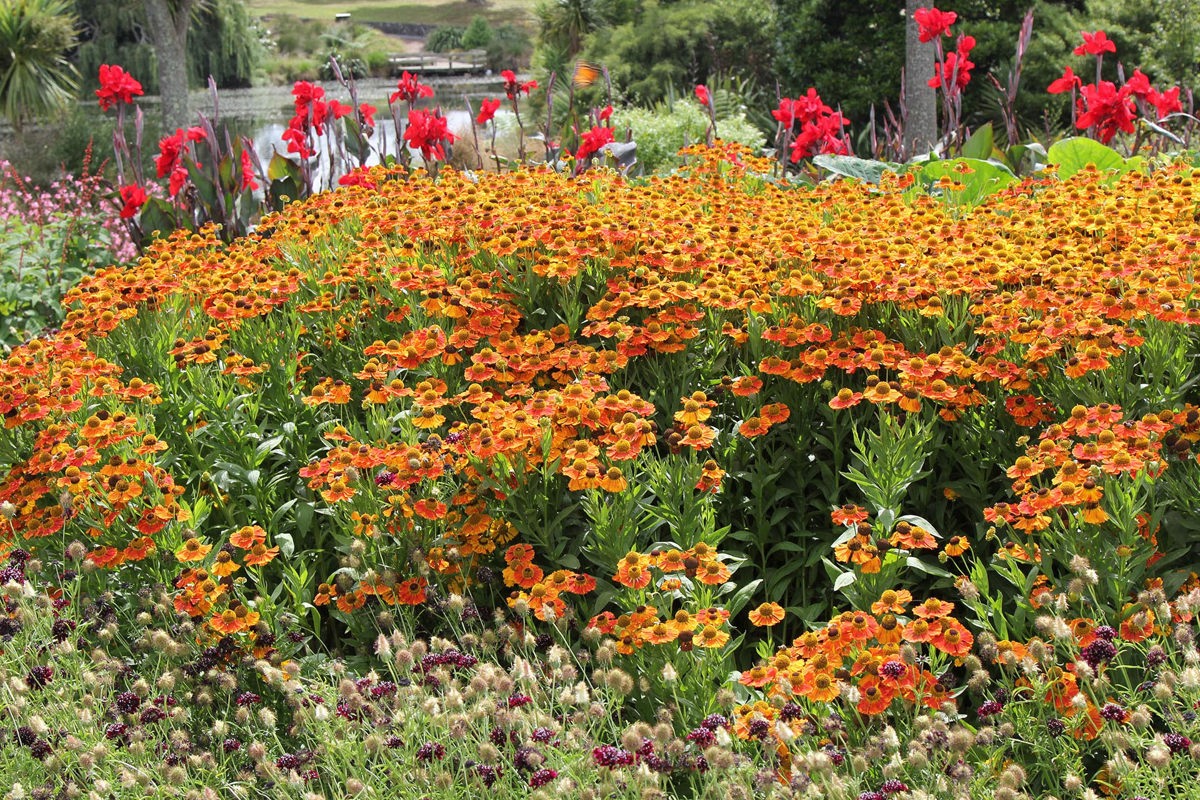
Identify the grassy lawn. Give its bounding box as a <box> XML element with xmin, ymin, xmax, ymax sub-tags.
<box><xmin>245</xmin><ymin>0</ymin><xmax>537</xmax><ymax>26</ymax></box>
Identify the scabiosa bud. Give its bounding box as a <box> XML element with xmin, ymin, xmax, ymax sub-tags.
<box><xmin>529</xmin><ymin>768</ymin><xmax>557</xmax><ymax>787</ymax></box>
<box><xmin>114</xmin><ymin>691</ymin><xmax>141</xmax><ymax>714</ymax></box>
<box><xmin>416</xmin><ymin>741</ymin><xmax>446</xmax><ymax>762</ymax></box>
<box><xmin>1146</xmin><ymin>646</ymin><xmax>1167</xmax><ymax>667</ymax></box>
<box><xmin>25</xmin><ymin>665</ymin><xmax>53</xmax><ymax>689</ymax></box>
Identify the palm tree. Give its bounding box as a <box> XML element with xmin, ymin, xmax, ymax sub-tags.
<box><xmin>536</xmin><ymin>0</ymin><xmax>598</xmax><ymax>60</ymax></box>
<box><xmin>0</xmin><ymin>0</ymin><xmax>80</xmax><ymax>131</ymax></box>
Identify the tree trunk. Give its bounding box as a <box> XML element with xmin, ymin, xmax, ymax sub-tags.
<box><xmin>903</xmin><ymin>0</ymin><xmax>937</xmax><ymax>157</ymax></box>
<box><xmin>143</xmin><ymin>0</ymin><xmax>194</xmax><ymax>133</ymax></box>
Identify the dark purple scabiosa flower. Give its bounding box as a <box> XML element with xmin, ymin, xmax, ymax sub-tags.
<box><xmin>858</xmin><ymin>793</ymin><xmax>884</xmax><ymax>800</ymax></box>
<box><xmin>385</xmin><ymin>736</ymin><xmax>403</xmax><ymax>749</ymax></box>
<box><xmin>371</xmin><ymin>681</ymin><xmax>398</xmax><ymax>698</ymax></box>
<box><xmin>29</xmin><ymin>738</ymin><xmax>51</xmax><ymax>760</ymax></box>
<box><xmin>223</xmin><ymin>738</ymin><xmax>242</xmax><ymax>753</ymax></box>
<box><xmin>416</xmin><ymin>742</ymin><xmax>446</xmax><ymax>762</ymax></box>
<box><xmin>779</xmin><ymin>702</ymin><xmax>804</xmax><ymax>722</ymax></box>
<box><xmin>114</xmin><ymin>691</ymin><xmax>141</xmax><ymax>714</ymax></box>
<box><xmin>51</xmin><ymin>618</ymin><xmax>76</xmax><ymax>642</ymax></box>
<box><xmin>15</xmin><ymin>726</ymin><xmax>37</xmax><ymax>746</ymax></box>
<box><xmin>879</xmin><ymin>660</ymin><xmax>907</xmax><ymax>679</ymax></box>
<box><xmin>825</xmin><ymin>746</ymin><xmax>846</xmax><ymax>766</ymax></box>
<box><xmin>1164</xmin><ymin>733</ymin><xmax>1192</xmax><ymax>754</ymax></box>
<box><xmin>1146</xmin><ymin>646</ymin><xmax>1167</xmax><ymax>667</ymax></box>
<box><xmin>507</xmin><ymin>693</ymin><xmax>533</xmax><ymax>708</ymax></box>
<box><xmin>879</xmin><ymin>780</ymin><xmax>909</xmax><ymax>795</ymax></box>
<box><xmin>1046</xmin><ymin>718</ymin><xmax>1067</xmax><ymax>737</ymax></box>
<box><xmin>1100</xmin><ymin>702</ymin><xmax>1127</xmax><ymax>722</ymax></box>
<box><xmin>529</xmin><ymin>768</ymin><xmax>557</xmax><ymax>788</ymax></box>
<box><xmin>976</xmin><ymin>700</ymin><xmax>1004</xmax><ymax>719</ymax></box>
<box><xmin>1082</xmin><ymin>639</ymin><xmax>1117</xmax><ymax>670</ymax></box>
<box><xmin>1094</xmin><ymin>625</ymin><xmax>1117</xmax><ymax>641</ymax></box>
<box><xmin>276</xmin><ymin>753</ymin><xmax>303</xmax><ymax>770</ymax></box>
<box><xmin>700</xmin><ymin>713</ymin><xmax>729</xmax><ymax>730</ymax></box>
<box><xmin>644</xmin><ymin>753</ymin><xmax>674</xmax><ymax>773</ymax></box>
<box><xmin>476</xmin><ymin>764</ymin><xmax>502</xmax><ymax>787</ymax></box>
<box><xmin>491</xmin><ymin>727</ymin><xmax>509</xmax><ymax>747</ymax></box>
<box><xmin>140</xmin><ymin>706</ymin><xmax>167</xmax><ymax>724</ymax></box>
<box><xmin>25</xmin><ymin>665</ymin><xmax>53</xmax><ymax>689</ymax></box>
<box><xmin>104</xmin><ymin>722</ymin><xmax>129</xmax><ymax>743</ymax></box>
<box><xmin>747</xmin><ymin>718</ymin><xmax>771</xmax><ymax>740</ymax></box>
<box><xmin>592</xmin><ymin>745</ymin><xmax>636</xmax><ymax>767</ymax></box>
<box><xmin>236</xmin><ymin>692</ymin><xmax>261</xmax><ymax>706</ymax></box>
<box><xmin>686</xmin><ymin>727</ymin><xmax>716</xmax><ymax>747</ymax></box>
<box><xmin>512</xmin><ymin>746</ymin><xmax>540</xmax><ymax>771</ymax></box>
<box><xmin>531</xmin><ymin>727</ymin><xmax>554</xmax><ymax>744</ymax></box>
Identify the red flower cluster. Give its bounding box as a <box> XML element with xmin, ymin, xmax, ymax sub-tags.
<box><xmin>576</xmin><ymin>125</ymin><xmax>615</xmax><ymax>162</ymax></box>
<box><xmin>390</xmin><ymin>71</ymin><xmax>434</xmax><ymax>105</ymax></box>
<box><xmin>1048</xmin><ymin>34</ymin><xmax>1183</xmax><ymax>143</ymax></box>
<box><xmin>156</xmin><ymin>127</ymin><xmax>205</xmax><ymax>197</ymax></box>
<box><xmin>403</xmin><ymin>109</ymin><xmax>457</xmax><ymax>162</ymax></box>
<box><xmin>929</xmin><ymin>35</ymin><xmax>976</xmax><ymax>95</ymax></box>
<box><xmin>500</xmin><ymin>70</ymin><xmax>538</xmax><ymax>100</ymax></box>
<box><xmin>773</xmin><ymin>89</ymin><xmax>849</xmax><ymax>162</ymax></box>
<box><xmin>913</xmin><ymin>7</ymin><xmax>956</xmax><ymax>43</ymax></box>
<box><xmin>95</xmin><ymin>65</ymin><xmax>143</xmax><ymax>111</ymax></box>
<box><xmin>475</xmin><ymin>98</ymin><xmax>501</xmax><ymax>126</ymax></box>
<box><xmin>118</xmin><ymin>184</ymin><xmax>146</xmax><ymax>219</ymax></box>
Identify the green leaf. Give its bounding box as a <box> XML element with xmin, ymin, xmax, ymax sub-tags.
<box><xmin>1046</xmin><ymin>137</ymin><xmax>1128</xmax><ymax>180</ymax></box>
<box><xmin>833</xmin><ymin>571</ymin><xmax>856</xmax><ymax>591</ymax></box>
<box><xmin>273</xmin><ymin>532</ymin><xmax>295</xmax><ymax>560</ymax></box>
<box><xmin>268</xmin><ymin>152</ymin><xmax>301</xmax><ymax>182</ymax></box>
<box><xmin>915</xmin><ymin>158</ymin><xmax>1017</xmax><ymax>208</ymax></box>
<box><xmin>960</xmin><ymin>123</ymin><xmax>994</xmax><ymax>161</ymax></box>
<box><xmin>813</xmin><ymin>154</ymin><xmax>902</xmax><ymax>185</ymax></box>
<box><xmin>138</xmin><ymin>197</ymin><xmax>178</xmax><ymax>242</ymax></box>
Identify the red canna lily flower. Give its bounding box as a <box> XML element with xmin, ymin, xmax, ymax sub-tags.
<box><xmin>391</xmin><ymin>71</ymin><xmax>434</xmax><ymax>104</ymax></box>
<box><xmin>96</xmin><ymin>65</ymin><xmax>144</xmax><ymax>110</ymax></box>
<box><xmin>476</xmin><ymin>97</ymin><xmax>501</xmax><ymax>125</ymax></box>
<box><xmin>913</xmin><ymin>7</ymin><xmax>957</xmax><ymax>42</ymax></box>
<box><xmin>118</xmin><ymin>184</ymin><xmax>146</xmax><ymax>219</ymax></box>
<box><xmin>1074</xmin><ymin>30</ymin><xmax>1116</xmax><ymax>56</ymax></box>
<box><xmin>1047</xmin><ymin>66</ymin><xmax>1082</xmax><ymax>94</ymax></box>
<box><xmin>694</xmin><ymin>84</ymin><xmax>711</xmax><ymax>107</ymax></box>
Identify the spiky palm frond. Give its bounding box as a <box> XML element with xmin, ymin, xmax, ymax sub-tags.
<box><xmin>0</xmin><ymin>0</ymin><xmax>79</xmax><ymax>130</ymax></box>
